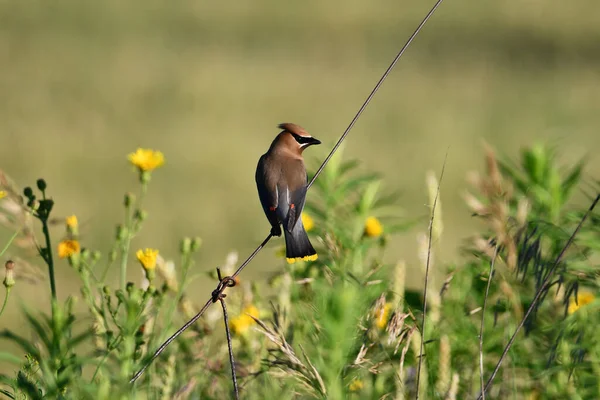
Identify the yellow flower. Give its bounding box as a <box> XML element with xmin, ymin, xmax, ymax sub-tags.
<box><xmin>136</xmin><ymin>248</ymin><xmax>159</xmax><ymax>270</ymax></box>
<box><xmin>301</xmin><ymin>213</ymin><xmax>314</xmax><ymax>232</ymax></box>
<box><xmin>349</xmin><ymin>378</ymin><xmax>364</xmax><ymax>392</ymax></box>
<box><xmin>58</xmin><ymin>240</ymin><xmax>81</xmax><ymax>258</ymax></box>
<box><xmin>364</xmin><ymin>216</ymin><xmax>383</xmax><ymax>238</ymax></box>
<box><xmin>0</xmin><ymin>190</ymin><xmax>6</xmax><ymax>199</ymax></box>
<box><xmin>373</xmin><ymin>302</ymin><xmax>392</xmax><ymax>329</ymax></box>
<box><xmin>568</xmin><ymin>291</ymin><xmax>595</xmax><ymax>314</ymax></box>
<box><xmin>66</xmin><ymin>215</ymin><xmax>78</xmax><ymax>229</ymax></box>
<box><xmin>229</xmin><ymin>305</ymin><xmax>260</xmax><ymax>336</ymax></box>
<box><xmin>128</xmin><ymin>148</ymin><xmax>165</xmax><ymax>172</ymax></box>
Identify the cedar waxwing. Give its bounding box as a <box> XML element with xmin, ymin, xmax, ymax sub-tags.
<box><xmin>256</xmin><ymin>123</ymin><xmax>321</xmax><ymax>263</ymax></box>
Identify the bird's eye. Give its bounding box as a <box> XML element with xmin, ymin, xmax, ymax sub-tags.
<box><xmin>291</xmin><ymin>133</ymin><xmax>311</xmax><ymax>144</ymax></box>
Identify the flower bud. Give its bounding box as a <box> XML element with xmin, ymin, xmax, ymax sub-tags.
<box><xmin>36</xmin><ymin>179</ymin><xmax>47</xmax><ymax>191</ymax></box>
<box><xmin>116</xmin><ymin>225</ymin><xmax>127</xmax><ymax>241</ymax></box>
<box><xmin>124</xmin><ymin>192</ymin><xmax>135</xmax><ymax>208</ymax></box>
<box><xmin>180</xmin><ymin>237</ymin><xmax>192</xmax><ymax>254</ymax></box>
<box><xmin>23</xmin><ymin>187</ymin><xmax>33</xmax><ymax>199</ymax></box>
<box><xmin>134</xmin><ymin>209</ymin><xmax>147</xmax><ymax>223</ymax></box>
<box><xmin>3</xmin><ymin>260</ymin><xmax>15</xmax><ymax>288</ymax></box>
<box><xmin>191</xmin><ymin>237</ymin><xmax>202</xmax><ymax>252</ymax></box>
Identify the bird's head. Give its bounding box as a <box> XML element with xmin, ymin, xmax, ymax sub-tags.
<box><xmin>274</xmin><ymin>123</ymin><xmax>321</xmax><ymax>155</ymax></box>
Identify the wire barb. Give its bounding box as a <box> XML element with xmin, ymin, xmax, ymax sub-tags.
<box><xmin>212</xmin><ymin>268</ymin><xmax>237</xmax><ymax>303</ymax></box>
<box><xmin>130</xmin><ymin>0</ymin><xmax>446</xmax><ymax>387</ymax></box>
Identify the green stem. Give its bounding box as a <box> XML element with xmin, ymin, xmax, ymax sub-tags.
<box><xmin>100</xmin><ymin>241</ymin><xmax>119</xmax><ymax>282</ymax></box>
<box><xmin>0</xmin><ymin>288</ymin><xmax>11</xmax><ymax>318</ymax></box>
<box><xmin>119</xmin><ymin>182</ymin><xmax>148</xmax><ymax>290</ymax></box>
<box><xmin>119</xmin><ymin>234</ymin><xmax>132</xmax><ymax>291</ymax></box>
<box><xmin>90</xmin><ymin>334</ymin><xmax>123</xmax><ymax>382</ymax></box>
<box><xmin>0</xmin><ymin>229</ymin><xmax>20</xmax><ymax>257</ymax></box>
<box><xmin>41</xmin><ymin>219</ymin><xmax>57</xmax><ymax>300</ymax></box>
<box><xmin>160</xmin><ymin>253</ymin><xmax>192</xmax><ymax>342</ymax></box>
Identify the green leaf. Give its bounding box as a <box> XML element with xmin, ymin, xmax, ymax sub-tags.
<box><xmin>498</xmin><ymin>159</ymin><xmax>529</xmax><ymax>194</ymax></box>
<box><xmin>335</xmin><ymin>174</ymin><xmax>381</xmax><ymax>203</ymax></box>
<box><xmin>373</xmin><ymin>189</ymin><xmax>404</xmax><ymax>208</ymax></box>
<box><xmin>22</xmin><ymin>309</ymin><xmax>52</xmax><ymax>353</ymax></box>
<box><xmin>358</xmin><ymin>180</ymin><xmax>381</xmax><ymax>215</ymax></box>
<box><xmin>561</xmin><ymin>160</ymin><xmax>584</xmax><ymax>202</ymax></box>
<box><xmin>0</xmin><ymin>330</ymin><xmax>41</xmax><ymax>359</ymax></box>
<box><xmin>0</xmin><ymin>352</ymin><xmax>24</xmax><ymax>365</ymax></box>
<box><xmin>338</xmin><ymin>160</ymin><xmax>360</xmax><ymax>177</ymax></box>
<box><xmin>67</xmin><ymin>329</ymin><xmax>94</xmax><ymax>349</ymax></box>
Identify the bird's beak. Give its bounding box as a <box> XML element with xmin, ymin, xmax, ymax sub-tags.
<box><xmin>307</xmin><ymin>137</ymin><xmax>321</xmax><ymax>146</ymax></box>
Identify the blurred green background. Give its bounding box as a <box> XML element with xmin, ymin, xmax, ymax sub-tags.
<box><xmin>0</xmin><ymin>0</ymin><xmax>599</xmax><ymax>330</ymax></box>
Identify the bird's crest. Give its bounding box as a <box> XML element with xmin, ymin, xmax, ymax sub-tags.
<box><xmin>278</xmin><ymin>123</ymin><xmax>310</xmax><ymax>137</ymax></box>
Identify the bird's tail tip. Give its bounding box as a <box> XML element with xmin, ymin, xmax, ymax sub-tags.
<box><xmin>284</xmin><ymin>222</ymin><xmax>317</xmax><ymax>263</ymax></box>
<box><xmin>286</xmin><ymin>254</ymin><xmax>318</xmax><ymax>264</ymax></box>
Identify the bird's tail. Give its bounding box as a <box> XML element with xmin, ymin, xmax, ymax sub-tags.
<box><xmin>284</xmin><ymin>219</ymin><xmax>317</xmax><ymax>263</ymax></box>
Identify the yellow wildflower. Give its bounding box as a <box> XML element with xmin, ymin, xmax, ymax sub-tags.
<box><xmin>349</xmin><ymin>378</ymin><xmax>364</xmax><ymax>392</ymax></box>
<box><xmin>0</xmin><ymin>190</ymin><xmax>6</xmax><ymax>199</ymax></box>
<box><xmin>229</xmin><ymin>305</ymin><xmax>260</xmax><ymax>336</ymax></box>
<box><xmin>128</xmin><ymin>148</ymin><xmax>165</xmax><ymax>172</ymax></box>
<box><xmin>301</xmin><ymin>213</ymin><xmax>314</xmax><ymax>232</ymax></box>
<box><xmin>58</xmin><ymin>240</ymin><xmax>81</xmax><ymax>258</ymax></box>
<box><xmin>364</xmin><ymin>216</ymin><xmax>383</xmax><ymax>238</ymax></box>
<box><xmin>373</xmin><ymin>302</ymin><xmax>392</xmax><ymax>329</ymax></box>
<box><xmin>528</xmin><ymin>390</ymin><xmax>540</xmax><ymax>400</ymax></box>
<box><xmin>568</xmin><ymin>291</ymin><xmax>595</xmax><ymax>314</ymax></box>
<box><xmin>136</xmin><ymin>248</ymin><xmax>159</xmax><ymax>270</ymax></box>
<box><xmin>66</xmin><ymin>215</ymin><xmax>78</xmax><ymax>229</ymax></box>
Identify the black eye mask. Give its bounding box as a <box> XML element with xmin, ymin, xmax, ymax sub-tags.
<box><xmin>291</xmin><ymin>133</ymin><xmax>321</xmax><ymax>146</ymax></box>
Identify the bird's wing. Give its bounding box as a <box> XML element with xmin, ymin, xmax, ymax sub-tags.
<box><xmin>281</xmin><ymin>159</ymin><xmax>308</xmax><ymax>233</ymax></box>
<box><xmin>284</xmin><ymin>185</ymin><xmax>308</xmax><ymax>233</ymax></box>
<box><xmin>255</xmin><ymin>155</ymin><xmax>281</xmax><ymax>230</ymax></box>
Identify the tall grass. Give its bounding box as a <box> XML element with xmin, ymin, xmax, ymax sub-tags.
<box><xmin>0</xmin><ymin>142</ymin><xmax>598</xmax><ymax>399</ymax></box>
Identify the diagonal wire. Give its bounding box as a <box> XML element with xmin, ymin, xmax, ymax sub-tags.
<box><xmin>477</xmin><ymin>193</ymin><xmax>600</xmax><ymax>399</ymax></box>
<box><xmin>130</xmin><ymin>0</ymin><xmax>446</xmax><ymax>384</ymax></box>
<box><xmin>478</xmin><ymin>245</ymin><xmax>499</xmax><ymax>400</ymax></box>
<box><xmin>308</xmin><ymin>0</ymin><xmax>445</xmax><ymax>190</ymax></box>
<box><xmin>129</xmin><ymin>234</ymin><xmax>272</xmax><ymax>383</ymax></box>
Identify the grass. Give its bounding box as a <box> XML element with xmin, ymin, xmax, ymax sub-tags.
<box><xmin>0</xmin><ymin>0</ymin><xmax>599</xmax><ymax>397</ymax></box>
<box><xmin>1</xmin><ymin>142</ymin><xmax>598</xmax><ymax>399</ymax></box>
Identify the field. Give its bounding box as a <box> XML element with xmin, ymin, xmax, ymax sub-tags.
<box><xmin>0</xmin><ymin>0</ymin><xmax>599</xmax><ymax>398</ymax></box>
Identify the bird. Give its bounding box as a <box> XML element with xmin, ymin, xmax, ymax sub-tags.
<box><xmin>256</xmin><ymin>123</ymin><xmax>321</xmax><ymax>263</ymax></box>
